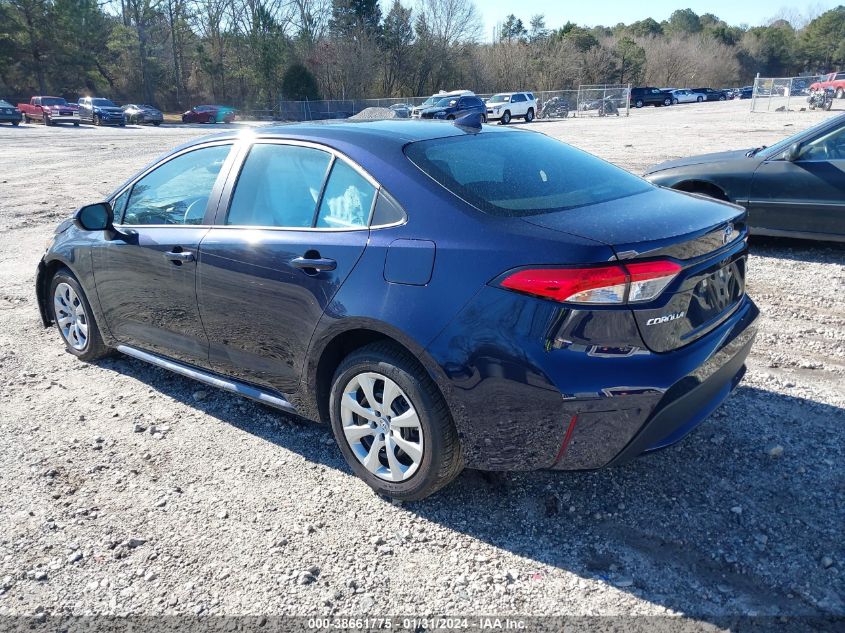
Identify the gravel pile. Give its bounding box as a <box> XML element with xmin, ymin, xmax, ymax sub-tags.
<box><xmin>350</xmin><ymin>107</ymin><xmax>399</xmax><ymax>120</ymax></box>
<box><xmin>0</xmin><ymin>103</ymin><xmax>842</xmax><ymax>623</ymax></box>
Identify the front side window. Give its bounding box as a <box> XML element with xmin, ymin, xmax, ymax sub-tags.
<box><xmin>226</xmin><ymin>144</ymin><xmax>331</xmax><ymax>227</ymax></box>
<box><xmin>122</xmin><ymin>144</ymin><xmax>231</xmax><ymax>225</ymax></box>
<box><xmin>800</xmin><ymin>126</ymin><xmax>845</xmax><ymax>161</ymax></box>
<box><xmin>405</xmin><ymin>132</ymin><xmax>652</xmax><ymax>217</ymax></box>
<box><xmin>315</xmin><ymin>160</ymin><xmax>376</xmax><ymax>228</ymax></box>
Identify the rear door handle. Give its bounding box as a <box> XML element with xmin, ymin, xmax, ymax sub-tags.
<box><xmin>291</xmin><ymin>256</ymin><xmax>336</xmax><ymax>272</ymax></box>
<box><xmin>165</xmin><ymin>250</ymin><xmax>195</xmax><ymax>263</ymax></box>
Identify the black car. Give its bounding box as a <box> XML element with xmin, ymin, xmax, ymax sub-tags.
<box><xmin>644</xmin><ymin>113</ymin><xmax>845</xmax><ymax>242</ymax></box>
<box><xmin>0</xmin><ymin>100</ymin><xmax>22</xmax><ymax>125</ymax></box>
<box><xmin>730</xmin><ymin>87</ymin><xmax>753</xmax><ymax>100</ymax></box>
<box><xmin>630</xmin><ymin>87</ymin><xmax>674</xmax><ymax>108</ymax></box>
<box><xmin>419</xmin><ymin>95</ymin><xmax>487</xmax><ymax>121</ymax></box>
<box><xmin>36</xmin><ymin>120</ymin><xmax>759</xmax><ymax>500</ymax></box>
<box><xmin>691</xmin><ymin>88</ymin><xmax>728</xmax><ymax>102</ymax></box>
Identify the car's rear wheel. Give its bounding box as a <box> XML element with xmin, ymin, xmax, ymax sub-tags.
<box><xmin>49</xmin><ymin>270</ymin><xmax>111</xmax><ymax>362</ymax></box>
<box><xmin>664</xmin><ymin>97</ymin><xmax>672</xmax><ymax>106</ymax></box>
<box><xmin>697</xmin><ymin>96</ymin><xmax>703</xmax><ymax>102</ymax></box>
<box><xmin>525</xmin><ymin>108</ymin><xmax>534</xmax><ymax>122</ymax></box>
<box><xmin>501</xmin><ymin>110</ymin><xmax>511</xmax><ymax>124</ymax></box>
<box><xmin>329</xmin><ymin>342</ymin><xmax>463</xmax><ymax>500</ymax></box>
<box><xmin>837</xmin><ymin>88</ymin><xmax>844</xmax><ymax>99</ymax></box>
<box><xmin>12</xmin><ymin>121</ymin><xmax>20</xmax><ymax>126</ymax></box>
<box><xmin>635</xmin><ymin>99</ymin><xmax>643</xmax><ymax>108</ymax></box>
<box><xmin>672</xmin><ymin>98</ymin><xmax>679</xmax><ymax>104</ymax></box>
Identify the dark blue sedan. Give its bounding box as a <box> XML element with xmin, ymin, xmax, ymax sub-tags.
<box><xmin>418</xmin><ymin>95</ymin><xmax>487</xmax><ymax>121</ymax></box>
<box><xmin>36</xmin><ymin>120</ymin><xmax>758</xmax><ymax>499</ymax></box>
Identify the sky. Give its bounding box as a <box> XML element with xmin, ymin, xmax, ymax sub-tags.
<box><xmin>471</xmin><ymin>0</ymin><xmax>841</xmax><ymax>41</ymax></box>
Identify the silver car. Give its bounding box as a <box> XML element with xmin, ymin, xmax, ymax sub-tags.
<box><xmin>122</xmin><ymin>104</ymin><xmax>164</xmax><ymax>126</ymax></box>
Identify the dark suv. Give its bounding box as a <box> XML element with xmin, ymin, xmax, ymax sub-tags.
<box><xmin>419</xmin><ymin>95</ymin><xmax>487</xmax><ymax>121</ymax></box>
<box><xmin>630</xmin><ymin>87</ymin><xmax>673</xmax><ymax>108</ymax></box>
<box><xmin>691</xmin><ymin>88</ymin><xmax>728</xmax><ymax>102</ymax></box>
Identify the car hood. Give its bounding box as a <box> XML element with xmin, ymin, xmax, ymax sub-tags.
<box><xmin>644</xmin><ymin>149</ymin><xmax>752</xmax><ymax>175</ymax></box>
<box><xmin>421</xmin><ymin>106</ymin><xmax>448</xmax><ymax>115</ymax></box>
<box><xmin>94</xmin><ymin>106</ymin><xmax>123</xmax><ymax>113</ymax></box>
<box><xmin>519</xmin><ymin>185</ymin><xmax>745</xmax><ymax>258</ymax></box>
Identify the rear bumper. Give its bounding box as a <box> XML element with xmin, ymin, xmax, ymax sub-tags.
<box><xmin>426</xmin><ymin>285</ymin><xmax>759</xmax><ymax>471</ymax></box>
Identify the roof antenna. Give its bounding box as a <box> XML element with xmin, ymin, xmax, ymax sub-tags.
<box><xmin>452</xmin><ymin>111</ymin><xmax>483</xmax><ymax>132</ymax></box>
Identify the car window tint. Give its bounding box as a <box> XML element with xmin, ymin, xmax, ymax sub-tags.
<box><xmin>112</xmin><ymin>188</ymin><xmax>130</xmax><ymax>221</ymax></box>
<box><xmin>227</xmin><ymin>144</ymin><xmax>331</xmax><ymax>228</ymax></box>
<box><xmin>123</xmin><ymin>145</ymin><xmax>231</xmax><ymax>226</ymax></box>
<box><xmin>371</xmin><ymin>190</ymin><xmax>406</xmax><ymax>226</ymax></box>
<box><xmin>800</xmin><ymin>126</ymin><xmax>845</xmax><ymax>161</ymax></box>
<box><xmin>315</xmin><ymin>160</ymin><xmax>376</xmax><ymax>229</ymax></box>
<box><xmin>405</xmin><ymin>132</ymin><xmax>651</xmax><ymax>217</ymax></box>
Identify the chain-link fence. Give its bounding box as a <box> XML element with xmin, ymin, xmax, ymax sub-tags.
<box><xmin>575</xmin><ymin>84</ymin><xmax>631</xmax><ymax>117</ymax></box>
<box><xmin>750</xmin><ymin>75</ymin><xmax>833</xmax><ymax>112</ymax></box>
<box><xmin>276</xmin><ymin>86</ymin><xmax>628</xmax><ymax>122</ymax></box>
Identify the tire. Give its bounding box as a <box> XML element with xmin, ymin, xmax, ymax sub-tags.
<box><xmin>481</xmin><ymin>114</ymin><xmax>487</xmax><ymax>123</ymax></box>
<box><xmin>525</xmin><ymin>107</ymin><xmax>534</xmax><ymax>122</ymax></box>
<box><xmin>446</xmin><ymin>115</ymin><xmax>455</xmax><ymax>120</ymax></box>
<box><xmin>719</xmin><ymin>95</ymin><xmax>726</xmax><ymax>101</ymax></box>
<box><xmin>837</xmin><ymin>88</ymin><xmax>844</xmax><ymax>99</ymax></box>
<box><xmin>697</xmin><ymin>96</ymin><xmax>703</xmax><ymax>102</ymax></box>
<box><xmin>663</xmin><ymin>97</ymin><xmax>672</xmax><ymax>106</ymax></box>
<box><xmin>73</xmin><ymin>121</ymin><xmax>79</xmax><ymax>127</ymax></box>
<box><xmin>24</xmin><ymin>115</ymin><xmax>31</xmax><ymax>124</ymax></box>
<box><xmin>44</xmin><ymin>115</ymin><xmax>52</xmax><ymax>126</ymax></box>
<box><xmin>501</xmin><ymin>110</ymin><xmax>511</xmax><ymax>124</ymax></box>
<box><xmin>672</xmin><ymin>98</ymin><xmax>679</xmax><ymax>104</ymax></box>
<box><xmin>94</xmin><ymin>114</ymin><xmax>101</xmax><ymax>126</ymax></box>
<box><xmin>329</xmin><ymin>342</ymin><xmax>463</xmax><ymax>501</ymax></box>
<box><xmin>49</xmin><ymin>269</ymin><xmax>112</xmax><ymax>362</ymax></box>
<box><xmin>12</xmin><ymin>121</ymin><xmax>19</xmax><ymax>126</ymax></box>
<box><xmin>153</xmin><ymin>121</ymin><xmax>161</xmax><ymax>126</ymax></box>
<box><xmin>635</xmin><ymin>99</ymin><xmax>644</xmax><ymax>108</ymax></box>
<box><xmin>825</xmin><ymin>100</ymin><xmax>833</xmax><ymax>111</ymax></box>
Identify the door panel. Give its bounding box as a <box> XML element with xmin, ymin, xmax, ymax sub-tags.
<box><xmin>93</xmin><ymin>227</ymin><xmax>211</xmax><ymax>365</ymax></box>
<box><xmin>197</xmin><ymin>229</ymin><xmax>368</xmax><ymax>393</ymax></box>
<box><xmin>749</xmin><ymin>159</ymin><xmax>845</xmax><ymax>237</ymax></box>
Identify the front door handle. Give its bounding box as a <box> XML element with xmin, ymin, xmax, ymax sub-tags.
<box><xmin>165</xmin><ymin>250</ymin><xmax>195</xmax><ymax>263</ymax></box>
<box><xmin>291</xmin><ymin>256</ymin><xmax>336</xmax><ymax>272</ymax></box>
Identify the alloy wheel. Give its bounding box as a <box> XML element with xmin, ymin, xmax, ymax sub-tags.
<box><xmin>339</xmin><ymin>372</ymin><xmax>424</xmax><ymax>482</ymax></box>
<box><xmin>53</xmin><ymin>282</ymin><xmax>88</xmax><ymax>351</ymax></box>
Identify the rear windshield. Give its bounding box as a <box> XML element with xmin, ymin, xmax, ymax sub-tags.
<box><xmin>404</xmin><ymin>131</ymin><xmax>652</xmax><ymax>217</ymax></box>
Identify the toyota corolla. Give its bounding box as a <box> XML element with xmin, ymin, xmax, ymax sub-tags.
<box><xmin>36</xmin><ymin>120</ymin><xmax>758</xmax><ymax>500</ymax></box>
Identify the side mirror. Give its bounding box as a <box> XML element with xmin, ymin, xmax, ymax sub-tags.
<box><xmin>74</xmin><ymin>202</ymin><xmax>113</xmax><ymax>231</ymax></box>
<box><xmin>785</xmin><ymin>143</ymin><xmax>801</xmax><ymax>162</ymax></box>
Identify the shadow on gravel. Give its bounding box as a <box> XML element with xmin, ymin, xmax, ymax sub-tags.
<box><xmin>101</xmin><ymin>354</ymin><xmax>845</xmax><ymax>622</ymax></box>
<box><xmin>749</xmin><ymin>236</ymin><xmax>844</xmax><ymax>263</ymax></box>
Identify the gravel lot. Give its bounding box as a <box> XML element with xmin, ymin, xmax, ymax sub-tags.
<box><xmin>0</xmin><ymin>100</ymin><xmax>843</xmax><ymax>626</ymax></box>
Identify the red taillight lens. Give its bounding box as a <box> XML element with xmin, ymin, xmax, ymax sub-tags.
<box><xmin>499</xmin><ymin>260</ymin><xmax>681</xmax><ymax>305</ymax></box>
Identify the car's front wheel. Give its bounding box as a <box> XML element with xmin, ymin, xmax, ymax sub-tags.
<box><xmin>329</xmin><ymin>342</ymin><xmax>463</xmax><ymax>500</ymax></box>
<box><xmin>501</xmin><ymin>110</ymin><xmax>511</xmax><ymax>124</ymax></box>
<box><xmin>49</xmin><ymin>269</ymin><xmax>111</xmax><ymax>361</ymax></box>
<box><xmin>635</xmin><ymin>99</ymin><xmax>644</xmax><ymax>108</ymax></box>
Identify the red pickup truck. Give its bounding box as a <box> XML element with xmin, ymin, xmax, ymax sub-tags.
<box><xmin>18</xmin><ymin>96</ymin><xmax>79</xmax><ymax>126</ymax></box>
<box><xmin>809</xmin><ymin>72</ymin><xmax>845</xmax><ymax>98</ymax></box>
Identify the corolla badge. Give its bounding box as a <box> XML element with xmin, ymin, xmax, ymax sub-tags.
<box><xmin>723</xmin><ymin>223</ymin><xmax>734</xmax><ymax>244</ymax></box>
<box><xmin>646</xmin><ymin>311</ymin><xmax>685</xmax><ymax>326</ymax></box>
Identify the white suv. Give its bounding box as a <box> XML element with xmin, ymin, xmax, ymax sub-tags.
<box><xmin>485</xmin><ymin>92</ymin><xmax>537</xmax><ymax>124</ymax></box>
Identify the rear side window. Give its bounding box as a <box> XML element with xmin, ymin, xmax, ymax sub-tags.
<box><xmin>315</xmin><ymin>160</ymin><xmax>376</xmax><ymax>228</ymax></box>
<box><xmin>404</xmin><ymin>132</ymin><xmax>651</xmax><ymax>217</ymax></box>
<box><xmin>226</xmin><ymin>144</ymin><xmax>331</xmax><ymax>227</ymax></box>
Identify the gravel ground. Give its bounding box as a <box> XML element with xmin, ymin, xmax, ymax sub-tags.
<box><xmin>0</xmin><ymin>100</ymin><xmax>843</xmax><ymax>626</ymax></box>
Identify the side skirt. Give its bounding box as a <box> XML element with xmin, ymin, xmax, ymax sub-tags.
<box><xmin>116</xmin><ymin>345</ymin><xmax>297</xmax><ymax>413</ymax></box>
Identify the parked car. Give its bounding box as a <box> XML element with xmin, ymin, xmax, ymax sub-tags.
<box><xmin>0</xmin><ymin>100</ymin><xmax>22</xmax><ymax>126</ymax></box>
<box><xmin>410</xmin><ymin>90</ymin><xmax>473</xmax><ymax>119</ymax></box>
<box><xmin>630</xmin><ymin>87</ymin><xmax>673</xmax><ymax>108</ymax></box>
<box><xmin>36</xmin><ymin>119</ymin><xmax>759</xmax><ymax>499</ymax></box>
<box><xmin>388</xmin><ymin>103</ymin><xmax>412</xmax><ymax>118</ymax></box>
<box><xmin>78</xmin><ymin>97</ymin><xmax>125</xmax><ymax>126</ymax></box>
<box><xmin>809</xmin><ymin>72</ymin><xmax>845</xmax><ymax>99</ymax></box>
<box><xmin>732</xmin><ymin>86</ymin><xmax>753</xmax><ymax>99</ymax></box>
<box><xmin>644</xmin><ymin>113</ymin><xmax>845</xmax><ymax>242</ymax></box>
<box><xmin>18</xmin><ymin>96</ymin><xmax>79</xmax><ymax>126</ymax></box>
<box><xmin>670</xmin><ymin>89</ymin><xmax>705</xmax><ymax>104</ymax></box>
<box><xmin>690</xmin><ymin>88</ymin><xmax>728</xmax><ymax>101</ymax></box>
<box><xmin>122</xmin><ymin>103</ymin><xmax>163</xmax><ymax>126</ymax></box>
<box><xmin>417</xmin><ymin>94</ymin><xmax>486</xmax><ymax>121</ymax></box>
<box><xmin>181</xmin><ymin>105</ymin><xmax>236</xmax><ymax>124</ymax></box>
<box><xmin>485</xmin><ymin>92</ymin><xmax>537</xmax><ymax>124</ymax></box>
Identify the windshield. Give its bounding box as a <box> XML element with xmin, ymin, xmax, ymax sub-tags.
<box><xmin>92</xmin><ymin>98</ymin><xmax>116</xmax><ymax>107</ymax></box>
<box><xmin>489</xmin><ymin>94</ymin><xmax>511</xmax><ymax>103</ymax></box>
<box><xmin>434</xmin><ymin>98</ymin><xmax>455</xmax><ymax>107</ymax></box>
<box><xmin>41</xmin><ymin>97</ymin><xmax>67</xmax><ymax>106</ymax></box>
<box><xmin>405</xmin><ymin>131</ymin><xmax>652</xmax><ymax>217</ymax></box>
<box><xmin>762</xmin><ymin>115</ymin><xmax>845</xmax><ymax>158</ymax></box>
<box><xmin>0</xmin><ymin>100</ymin><xmax>12</xmax><ymax>108</ymax></box>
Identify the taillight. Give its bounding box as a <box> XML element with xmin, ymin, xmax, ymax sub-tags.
<box><xmin>498</xmin><ymin>260</ymin><xmax>681</xmax><ymax>305</ymax></box>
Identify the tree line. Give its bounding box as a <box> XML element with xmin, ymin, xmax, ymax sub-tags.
<box><xmin>1</xmin><ymin>0</ymin><xmax>844</xmax><ymax>111</ymax></box>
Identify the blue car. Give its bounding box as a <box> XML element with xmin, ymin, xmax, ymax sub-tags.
<box><xmin>36</xmin><ymin>120</ymin><xmax>758</xmax><ymax>500</ymax></box>
<box><xmin>418</xmin><ymin>94</ymin><xmax>487</xmax><ymax>121</ymax></box>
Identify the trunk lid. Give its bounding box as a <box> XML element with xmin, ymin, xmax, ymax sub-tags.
<box><xmin>521</xmin><ymin>187</ymin><xmax>748</xmax><ymax>352</ymax></box>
